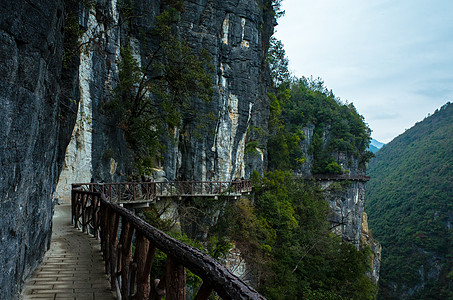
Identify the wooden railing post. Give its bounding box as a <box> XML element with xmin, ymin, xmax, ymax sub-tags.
<box><xmin>92</xmin><ymin>195</ymin><xmax>98</xmax><ymax>238</ymax></box>
<box><xmin>194</xmin><ymin>282</ymin><xmax>214</xmax><ymax>300</ymax></box>
<box><xmin>119</xmin><ymin>219</ymin><xmax>134</xmax><ymax>297</ymax></box>
<box><xmin>165</xmin><ymin>256</ymin><xmax>186</xmax><ymax>300</ymax></box>
<box><xmin>81</xmin><ymin>194</ymin><xmax>87</xmax><ymax>233</ymax></box>
<box><xmin>71</xmin><ymin>186</ymin><xmax>75</xmax><ymax>225</ymax></box>
<box><xmin>109</xmin><ymin>212</ymin><xmax>120</xmax><ymax>292</ymax></box>
<box><xmin>73</xmin><ymin>192</ymin><xmax>79</xmax><ymax>228</ymax></box>
<box><xmin>135</xmin><ymin>232</ymin><xmax>156</xmax><ymax>299</ymax></box>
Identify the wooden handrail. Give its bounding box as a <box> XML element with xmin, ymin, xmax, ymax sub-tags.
<box><xmin>72</xmin><ymin>180</ymin><xmax>253</xmax><ymax>204</ymax></box>
<box><xmin>312</xmin><ymin>174</ymin><xmax>370</xmax><ymax>182</ymax></box>
<box><xmin>71</xmin><ymin>187</ymin><xmax>265</xmax><ymax>300</ymax></box>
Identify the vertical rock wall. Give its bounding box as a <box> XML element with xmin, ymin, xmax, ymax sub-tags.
<box><xmin>55</xmin><ymin>0</ymin><xmax>274</xmax><ymax>196</ymax></box>
<box><xmin>320</xmin><ymin>179</ymin><xmax>381</xmax><ymax>282</ymax></box>
<box><xmin>54</xmin><ymin>10</ymin><xmax>96</xmax><ymax>201</ymax></box>
<box><xmin>361</xmin><ymin>212</ymin><xmax>382</xmax><ymax>284</ymax></box>
<box><xmin>167</xmin><ymin>0</ymin><xmax>272</xmax><ymax>181</ymax></box>
<box><xmin>0</xmin><ymin>1</ymin><xmax>66</xmax><ymax>298</ymax></box>
<box><xmin>321</xmin><ymin>180</ymin><xmax>367</xmax><ymax>248</ymax></box>
<box><xmin>55</xmin><ymin>0</ymin><xmax>134</xmax><ymax>201</ymax></box>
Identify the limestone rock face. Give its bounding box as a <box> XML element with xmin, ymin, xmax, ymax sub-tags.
<box><xmin>361</xmin><ymin>212</ymin><xmax>381</xmax><ymax>284</ymax></box>
<box><xmin>55</xmin><ymin>0</ymin><xmax>274</xmax><ymax>194</ymax></box>
<box><xmin>321</xmin><ymin>180</ymin><xmax>367</xmax><ymax>248</ymax></box>
<box><xmin>54</xmin><ymin>0</ymin><xmax>133</xmax><ymax>202</ymax></box>
<box><xmin>163</xmin><ymin>0</ymin><xmax>273</xmax><ymax>182</ymax></box>
<box><xmin>320</xmin><ymin>180</ymin><xmax>381</xmax><ymax>283</ymax></box>
<box><xmin>294</xmin><ymin>123</ymin><xmax>367</xmax><ymax>177</ymax></box>
<box><xmin>0</xmin><ymin>1</ymin><xmax>67</xmax><ymax>298</ymax></box>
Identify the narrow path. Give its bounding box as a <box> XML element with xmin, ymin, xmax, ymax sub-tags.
<box><xmin>21</xmin><ymin>204</ymin><xmax>116</xmax><ymax>300</ymax></box>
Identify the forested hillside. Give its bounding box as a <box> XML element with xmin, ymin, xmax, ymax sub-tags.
<box><xmin>365</xmin><ymin>102</ymin><xmax>453</xmax><ymax>299</ymax></box>
<box><xmin>267</xmin><ymin>77</ymin><xmax>373</xmax><ymax>175</ymax></box>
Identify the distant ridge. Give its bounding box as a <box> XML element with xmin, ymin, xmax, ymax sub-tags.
<box><xmin>365</xmin><ymin>102</ymin><xmax>453</xmax><ymax>299</ymax></box>
<box><xmin>368</xmin><ymin>138</ymin><xmax>385</xmax><ymax>153</ymax></box>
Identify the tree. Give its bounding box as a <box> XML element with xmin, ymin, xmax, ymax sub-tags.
<box><xmin>220</xmin><ymin>171</ymin><xmax>377</xmax><ymax>299</ymax></box>
<box><xmin>110</xmin><ymin>6</ymin><xmax>213</xmax><ymax>174</ymax></box>
<box><xmin>267</xmin><ymin>37</ymin><xmax>291</xmax><ymax>86</ymax></box>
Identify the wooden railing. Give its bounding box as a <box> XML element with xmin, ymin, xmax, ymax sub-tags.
<box><xmin>72</xmin><ymin>180</ymin><xmax>252</xmax><ymax>204</ymax></box>
<box><xmin>313</xmin><ymin>174</ymin><xmax>370</xmax><ymax>182</ymax></box>
<box><xmin>71</xmin><ymin>186</ymin><xmax>265</xmax><ymax>300</ymax></box>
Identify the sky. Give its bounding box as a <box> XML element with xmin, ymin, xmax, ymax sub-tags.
<box><xmin>274</xmin><ymin>0</ymin><xmax>453</xmax><ymax>143</ymax></box>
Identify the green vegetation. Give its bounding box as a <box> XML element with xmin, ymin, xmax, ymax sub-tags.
<box><xmin>267</xmin><ymin>76</ymin><xmax>373</xmax><ymax>173</ymax></box>
<box><xmin>216</xmin><ymin>171</ymin><xmax>376</xmax><ymax>299</ymax></box>
<box><xmin>143</xmin><ymin>196</ymin><xmax>232</xmax><ymax>299</ymax></box>
<box><xmin>142</xmin><ymin>171</ymin><xmax>377</xmax><ymax>299</ymax></box>
<box><xmin>120</xmin><ymin>7</ymin><xmax>377</xmax><ymax>299</ymax></box>
<box><xmin>366</xmin><ymin>102</ymin><xmax>453</xmax><ymax>299</ymax></box>
<box><xmin>266</xmin><ymin>36</ymin><xmax>372</xmax><ymax>174</ymax></box>
<box><xmin>108</xmin><ymin>4</ymin><xmax>213</xmax><ymax>175</ymax></box>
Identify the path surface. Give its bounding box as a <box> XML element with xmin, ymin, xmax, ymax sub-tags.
<box><xmin>21</xmin><ymin>204</ymin><xmax>116</xmax><ymax>300</ymax></box>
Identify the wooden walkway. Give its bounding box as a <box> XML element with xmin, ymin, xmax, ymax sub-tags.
<box><xmin>21</xmin><ymin>180</ymin><xmax>264</xmax><ymax>300</ymax></box>
<box><xmin>21</xmin><ymin>204</ymin><xmax>116</xmax><ymax>300</ymax></box>
<box><xmin>73</xmin><ymin>180</ymin><xmax>253</xmax><ymax>205</ymax></box>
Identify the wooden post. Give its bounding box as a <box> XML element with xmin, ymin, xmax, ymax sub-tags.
<box><xmin>119</xmin><ymin>219</ymin><xmax>134</xmax><ymax>297</ymax></box>
<box><xmin>194</xmin><ymin>282</ymin><xmax>214</xmax><ymax>300</ymax></box>
<box><xmin>71</xmin><ymin>186</ymin><xmax>75</xmax><ymax>225</ymax></box>
<box><xmin>128</xmin><ymin>262</ymin><xmax>137</xmax><ymax>297</ymax></box>
<box><xmin>81</xmin><ymin>194</ymin><xmax>87</xmax><ymax>233</ymax></box>
<box><xmin>92</xmin><ymin>195</ymin><xmax>98</xmax><ymax>239</ymax></box>
<box><xmin>133</xmin><ymin>183</ymin><xmax>136</xmax><ymax>202</ymax></box>
<box><xmin>73</xmin><ymin>192</ymin><xmax>79</xmax><ymax>228</ymax></box>
<box><xmin>135</xmin><ymin>232</ymin><xmax>156</xmax><ymax>299</ymax></box>
<box><xmin>100</xmin><ymin>204</ymin><xmax>109</xmax><ymax>263</ymax></box>
<box><xmin>109</xmin><ymin>211</ymin><xmax>120</xmax><ymax>287</ymax></box>
<box><xmin>165</xmin><ymin>256</ymin><xmax>186</xmax><ymax>300</ymax></box>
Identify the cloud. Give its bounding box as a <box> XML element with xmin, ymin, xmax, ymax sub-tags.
<box><xmin>275</xmin><ymin>0</ymin><xmax>453</xmax><ymax>142</ymax></box>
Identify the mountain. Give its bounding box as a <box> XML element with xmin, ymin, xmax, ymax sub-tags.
<box><xmin>368</xmin><ymin>138</ymin><xmax>385</xmax><ymax>153</ymax></box>
<box><xmin>365</xmin><ymin>102</ymin><xmax>453</xmax><ymax>299</ymax></box>
<box><xmin>0</xmin><ymin>0</ymin><xmax>276</xmax><ymax>297</ymax></box>
<box><xmin>0</xmin><ymin>1</ymin><xmax>377</xmax><ymax>298</ymax></box>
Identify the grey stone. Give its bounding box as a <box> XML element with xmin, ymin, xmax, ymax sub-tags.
<box><xmin>0</xmin><ymin>1</ymin><xmax>67</xmax><ymax>298</ymax></box>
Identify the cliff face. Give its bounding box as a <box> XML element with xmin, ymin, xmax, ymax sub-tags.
<box><xmin>0</xmin><ymin>1</ymin><xmax>70</xmax><ymax>298</ymax></box>
<box><xmin>361</xmin><ymin>212</ymin><xmax>382</xmax><ymax>285</ymax></box>
<box><xmin>289</xmin><ymin>122</ymin><xmax>380</xmax><ymax>280</ymax></box>
<box><xmin>321</xmin><ymin>180</ymin><xmax>366</xmax><ymax>248</ymax></box>
<box><xmin>320</xmin><ymin>179</ymin><xmax>381</xmax><ymax>283</ymax></box>
<box><xmin>295</xmin><ymin>124</ymin><xmax>367</xmax><ymax>178</ymax></box>
<box><xmin>54</xmin><ymin>0</ymin><xmax>274</xmax><ymax>202</ymax></box>
<box><xmin>0</xmin><ymin>1</ymin><xmax>379</xmax><ymax>297</ymax></box>
<box><xmin>163</xmin><ymin>0</ymin><xmax>273</xmax><ymax>182</ymax></box>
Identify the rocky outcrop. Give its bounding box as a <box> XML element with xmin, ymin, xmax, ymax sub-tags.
<box><xmin>319</xmin><ymin>180</ymin><xmax>381</xmax><ymax>283</ymax></box>
<box><xmin>0</xmin><ymin>1</ymin><xmax>69</xmax><ymax>298</ymax></box>
<box><xmin>321</xmin><ymin>180</ymin><xmax>367</xmax><ymax>248</ymax></box>
<box><xmin>361</xmin><ymin>212</ymin><xmax>381</xmax><ymax>284</ymax></box>
<box><xmin>295</xmin><ymin>123</ymin><xmax>367</xmax><ymax>178</ymax></box>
